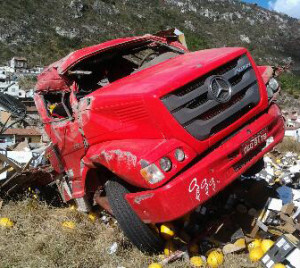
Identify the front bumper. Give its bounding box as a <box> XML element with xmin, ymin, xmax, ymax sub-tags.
<box><xmin>125</xmin><ymin>104</ymin><xmax>284</xmax><ymax>223</ymax></box>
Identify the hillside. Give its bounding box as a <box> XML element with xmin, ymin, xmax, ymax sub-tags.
<box><xmin>0</xmin><ymin>0</ymin><xmax>299</xmax><ymax>68</ymax></box>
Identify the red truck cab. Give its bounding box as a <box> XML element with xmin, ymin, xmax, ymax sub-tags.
<box><xmin>35</xmin><ymin>34</ymin><xmax>284</xmax><ymax>252</ymax></box>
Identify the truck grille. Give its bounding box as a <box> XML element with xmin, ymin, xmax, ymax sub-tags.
<box><xmin>161</xmin><ymin>55</ymin><xmax>260</xmax><ymax>140</ymax></box>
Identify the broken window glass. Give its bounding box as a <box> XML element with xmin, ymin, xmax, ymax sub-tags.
<box><xmin>43</xmin><ymin>93</ymin><xmax>72</xmax><ymax>119</ymax></box>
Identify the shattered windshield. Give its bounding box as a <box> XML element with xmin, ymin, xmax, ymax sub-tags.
<box><xmin>67</xmin><ymin>41</ymin><xmax>184</xmax><ymax>99</ymax></box>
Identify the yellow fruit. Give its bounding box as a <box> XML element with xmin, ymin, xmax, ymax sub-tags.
<box><xmin>88</xmin><ymin>212</ymin><xmax>97</xmax><ymax>222</ymax></box>
<box><xmin>62</xmin><ymin>221</ymin><xmax>75</xmax><ymax>229</ymax></box>
<box><xmin>190</xmin><ymin>256</ymin><xmax>204</xmax><ymax>267</ymax></box>
<box><xmin>0</xmin><ymin>217</ymin><xmax>14</xmax><ymax>228</ymax></box>
<box><xmin>249</xmin><ymin>247</ymin><xmax>264</xmax><ymax>262</ymax></box>
<box><xmin>189</xmin><ymin>243</ymin><xmax>199</xmax><ymax>254</ymax></box>
<box><xmin>148</xmin><ymin>263</ymin><xmax>162</xmax><ymax>268</ymax></box>
<box><xmin>164</xmin><ymin>240</ymin><xmax>176</xmax><ymax>256</ymax></box>
<box><xmin>272</xmin><ymin>264</ymin><xmax>286</xmax><ymax>268</ymax></box>
<box><xmin>234</xmin><ymin>238</ymin><xmax>246</xmax><ymax>248</ymax></box>
<box><xmin>160</xmin><ymin>223</ymin><xmax>175</xmax><ymax>240</ymax></box>
<box><xmin>261</xmin><ymin>239</ymin><xmax>274</xmax><ymax>253</ymax></box>
<box><xmin>248</xmin><ymin>239</ymin><xmax>262</xmax><ymax>251</ymax></box>
<box><xmin>207</xmin><ymin>250</ymin><xmax>224</xmax><ymax>268</ymax></box>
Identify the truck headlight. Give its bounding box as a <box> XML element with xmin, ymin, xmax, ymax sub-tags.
<box><xmin>140</xmin><ymin>164</ymin><xmax>165</xmax><ymax>184</ymax></box>
<box><xmin>159</xmin><ymin>157</ymin><xmax>172</xmax><ymax>172</ymax></box>
<box><xmin>174</xmin><ymin>148</ymin><xmax>185</xmax><ymax>162</ymax></box>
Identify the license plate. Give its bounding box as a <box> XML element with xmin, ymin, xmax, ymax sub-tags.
<box><xmin>241</xmin><ymin>128</ymin><xmax>268</xmax><ymax>155</ymax></box>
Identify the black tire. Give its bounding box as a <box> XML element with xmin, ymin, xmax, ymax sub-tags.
<box><xmin>243</xmin><ymin>158</ymin><xmax>265</xmax><ymax>177</ymax></box>
<box><xmin>105</xmin><ymin>179</ymin><xmax>164</xmax><ymax>253</ymax></box>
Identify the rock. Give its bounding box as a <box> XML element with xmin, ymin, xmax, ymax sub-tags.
<box><xmin>240</xmin><ymin>34</ymin><xmax>251</xmax><ymax>43</ymax></box>
<box><xmin>69</xmin><ymin>0</ymin><xmax>84</xmax><ymax>18</ymax></box>
<box><xmin>92</xmin><ymin>0</ymin><xmax>119</xmax><ymax>15</ymax></box>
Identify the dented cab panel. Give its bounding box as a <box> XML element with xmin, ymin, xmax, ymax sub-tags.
<box><xmin>34</xmin><ymin>34</ymin><xmax>284</xmax><ymax>222</ymax></box>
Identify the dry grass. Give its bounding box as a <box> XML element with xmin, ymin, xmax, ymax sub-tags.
<box><xmin>275</xmin><ymin>137</ymin><xmax>300</xmax><ymax>154</ymax></box>
<box><xmin>0</xmin><ymin>200</ymin><xmax>260</xmax><ymax>268</ymax></box>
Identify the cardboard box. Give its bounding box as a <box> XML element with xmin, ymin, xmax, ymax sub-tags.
<box><xmin>261</xmin><ymin>234</ymin><xmax>300</xmax><ymax>268</ymax></box>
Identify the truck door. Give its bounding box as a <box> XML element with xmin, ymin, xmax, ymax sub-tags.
<box><xmin>38</xmin><ymin>91</ymin><xmax>86</xmax><ymax>184</ymax></box>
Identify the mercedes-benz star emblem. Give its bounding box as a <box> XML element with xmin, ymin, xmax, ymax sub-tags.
<box><xmin>207</xmin><ymin>76</ymin><xmax>232</xmax><ymax>103</ymax></box>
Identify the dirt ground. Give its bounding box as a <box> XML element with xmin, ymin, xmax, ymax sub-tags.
<box><xmin>0</xmin><ymin>199</ymin><xmax>261</xmax><ymax>268</ymax></box>
<box><xmin>4</xmin><ymin>138</ymin><xmax>298</xmax><ymax>267</ymax></box>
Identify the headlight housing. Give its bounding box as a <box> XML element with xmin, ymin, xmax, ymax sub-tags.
<box><xmin>140</xmin><ymin>147</ymin><xmax>190</xmax><ymax>185</ymax></box>
<box><xmin>140</xmin><ymin>164</ymin><xmax>165</xmax><ymax>184</ymax></box>
<box><xmin>159</xmin><ymin>157</ymin><xmax>172</xmax><ymax>172</ymax></box>
<box><xmin>174</xmin><ymin>148</ymin><xmax>185</xmax><ymax>162</ymax></box>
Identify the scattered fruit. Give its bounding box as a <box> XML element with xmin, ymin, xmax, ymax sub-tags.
<box><xmin>69</xmin><ymin>205</ymin><xmax>76</xmax><ymax>211</ymax></box>
<box><xmin>249</xmin><ymin>247</ymin><xmax>264</xmax><ymax>262</ymax></box>
<box><xmin>272</xmin><ymin>264</ymin><xmax>286</xmax><ymax>268</ymax></box>
<box><xmin>261</xmin><ymin>239</ymin><xmax>274</xmax><ymax>253</ymax></box>
<box><xmin>0</xmin><ymin>217</ymin><xmax>14</xmax><ymax>228</ymax></box>
<box><xmin>160</xmin><ymin>223</ymin><xmax>175</xmax><ymax>240</ymax></box>
<box><xmin>248</xmin><ymin>239</ymin><xmax>262</xmax><ymax>251</ymax></box>
<box><xmin>62</xmin><ymin>221</ymin><xmax>76</xmax><ymax>229</ymax></box>
<box><xmin>148</xmin><ymin>263</ymin><xmax>163</xmax><ymax>268</ymax></box>
<box><xmin>223</xmin><ymin>238</ymin><xmax>246</xmax><ymax>254</ymax></box>
<box><xmin>234</xmin><ymin>238</ymin><xmax>246</xmax><ymax>248</ymax></box>
<box><xmin>190</xmin><ymin>256</ymin><xmax>204</xmax><ymax>267</ymax></box>
<box><xmin>88</xmin><ymin>212</ymin><xmax>97</xmax><ymax>222</ymax></box>
<box><xmin>207</xmin><ymin>250</ymin><xmax>224</xmax><ymax>268</ymax></box>
<box><xmin>164</xmin><ymin>240</ymin><xmax>176</xmax><ymax>256</ymax></box>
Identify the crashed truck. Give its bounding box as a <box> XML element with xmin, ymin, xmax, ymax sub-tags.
<box><xmin>34</xmin><ymin>32</ymin><xmax>285</xmax><ymax>252</ymax></box>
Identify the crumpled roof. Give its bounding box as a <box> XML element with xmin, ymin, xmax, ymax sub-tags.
<box><xmin>34</xmin><ymin>60</ymin><xmax>70</xmax><ymax>93</ymax></box>
<box><xmin>34</xmin><ymin>35</ymin><xmax>157</xmax><ymax>93</ymax></box>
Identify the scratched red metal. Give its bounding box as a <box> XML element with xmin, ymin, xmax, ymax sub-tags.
<box><xmin>126</xmin><ymin>104</ymin><xmax>284</xmax><ymax>223</ymax></box>
<box><xmin>34</xmin><ymin>34</ymin><xmax>284</xmax><ymax>219</ymax></box>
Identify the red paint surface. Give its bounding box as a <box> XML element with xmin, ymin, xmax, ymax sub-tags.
<box><xmin>126</xmin><ymin>104</ymin><xmax>284</xmax><ymax>223</ymax></box>
<box><xmin>35</xmin><ymin>35</ymin><xmax>284</xmax><ymax>220</ymax></box>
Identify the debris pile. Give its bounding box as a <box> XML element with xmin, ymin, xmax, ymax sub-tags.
<box><xmin>254</xmin><ymin>151</ymin><xmax>300</xmax><ymax>187</ymax></box>
<box><xmin>145</xmin><ymin>150</ymin><xmax>300</xmax><ymax>268</ymax></box>
<box><xmin>0</xmin><ymin>142</ymin><xmax>55</xmax><ymax>197</ymax></box>
<box><xmin>0</xmin><ymin>89</ymin><xmax>55</xmax><ymax>198</ymax></box>
<box><xmin>1</xmin><ymin>142</ymin><xmax>300</xmax><ymax>267</ymax></box>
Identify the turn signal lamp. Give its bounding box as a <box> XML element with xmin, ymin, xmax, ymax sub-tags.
<box><xmin>140</xmin><ymin>164</ymin><xmax>165</xmax><ymax>184</ymax></box>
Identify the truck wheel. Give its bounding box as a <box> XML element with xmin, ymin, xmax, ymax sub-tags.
<box><xmin>243</xmin><ymin>158</ymin><xmax>265</xmax><ymax>177</ymax></box>
<box><xmin>105</xmin><ymin>179</ymin><xmax>164</xmax><ymax>253</ymax></box>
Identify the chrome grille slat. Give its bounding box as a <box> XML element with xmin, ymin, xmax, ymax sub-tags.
<box><xmin>173</xmin><ymin>69</ymin><xmax>257</xmax><ymax>125</ymax></box>
<box><xmin>185</xmin><ymin>84</ymin><xmax>259</xmax><ymax>139</ymax></box>
<box><xmin>223</xmin><ymin>55</ymin><xmax>250</xmax><ymax>80</ymax></box>
<box><xmin>163</xmin><ymin>84</ymin><xmax>207</xmax><ymax>111</ymax></box>
<box><xmin>230</xmin><ymin>69</ymin><xmax>257</xmax><ymax>94</ymax></box>
<box><xmin>161</xmin><ymin>54</ymin><xmax>260</xmax><ymax>140</ymax></box>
